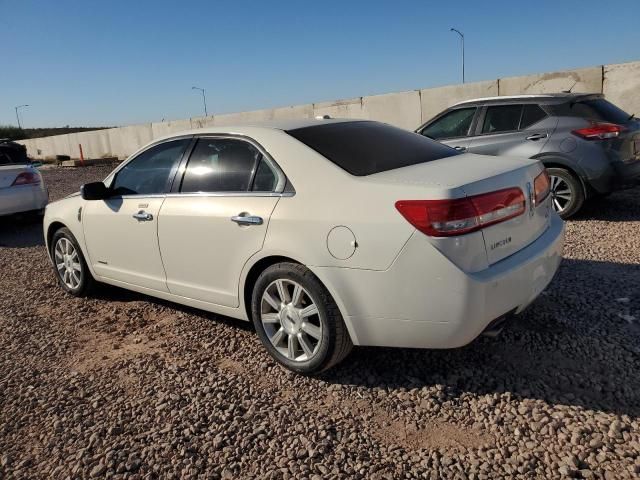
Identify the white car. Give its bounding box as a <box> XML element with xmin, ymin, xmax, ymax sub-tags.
<box><xmin>0</xmin><ymin>152</ymin><xmax>48</xmax><ymax>217</ymax></box>
<box><xmin>44</xmin><ymin>119</ymin><xmax>564</xmax><ymax>373</ymax></box>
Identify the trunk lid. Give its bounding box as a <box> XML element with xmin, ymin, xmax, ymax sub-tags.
<box><xmin>0</xmin><ymin>165</ymin><xmax>31</xmax><ymax>189</ymax></box>
<box><xmin>367</xmin><ymin>153</ymin><xmax>551</xmax><ymax>266</ymax></box>
<box><xmin>457</xmin><ymin>156</ymin><xmax>550</xmax><ymax>264</ymax></box>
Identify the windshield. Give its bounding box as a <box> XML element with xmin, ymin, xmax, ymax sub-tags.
<box><xmin>287</xmin><ymin>121</ymin><xmax>459</xmax><ymax>176</ymax></box>
<box><xmin>0</xmin><ymin>145</ymin><xmax>29</xmax><ymax>165</ymax></box>
<box><xmin>552</xmin><ymin>98</ymin><xmax>631</xmax><ymax>124</ymax></box>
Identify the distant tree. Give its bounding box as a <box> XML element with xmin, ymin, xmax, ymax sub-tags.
<box><xmin>0</xmin><ymin>125</ymin><xmax>26</xmax><ymax>141</ymax></box>
<box><xmin>0</xmin><ymin>125</ymin><xmax>112</xmax><ymax>141</ymax></box>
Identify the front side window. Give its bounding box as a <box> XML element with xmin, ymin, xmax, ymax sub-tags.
<box><xmin>180</xmin><ymin>138</ymin><xmax>271</xmax><ymax>193</ymax></box>
<box><xmin>421</xmin><ymin>108</ymin><xmax>476</xmax><ymax>140</ymax></box>
<box><xmin>111</xmin><ymin>139</ymin><xmax>190</xmax><ymax>195</ymax></box>
<box><xmin>482</xmin><ymin>105</ymin><xmax>523</xmax><ymax>134</ymax></box>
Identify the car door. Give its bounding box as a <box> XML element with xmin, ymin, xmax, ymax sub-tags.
<box><xmin>82</xmin><ymin>138</ymin><xmax>191</xmax><ymax>292</ymax></box>
<box><xmin>417</xmin><ymin>107</ymin><xmax>478</xmax><ymax>152</ymax></box>
<box><xmin>467</xmin><ymin>104</ymin><xmax>554</xmax><ymax>157</ymax></box>
<box><xmin>158</xmin><ymin>136</ymin><xmax>285</xmax><ymax>307</ymax></box>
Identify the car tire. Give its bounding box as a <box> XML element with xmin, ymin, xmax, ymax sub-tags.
<box><xmin>546</xmin><ymin>167</ymin><xmax>584</xmax><ymax>219</ymax></box>
<box><xmin>251</xmin><ymin>262</ymin><xmax>353</xmax><ymax>374</ymax></box>
<box><xmin>51</xmin><ymin>227</ymin><xmax>95</xmax><ymax>296</ymax></box>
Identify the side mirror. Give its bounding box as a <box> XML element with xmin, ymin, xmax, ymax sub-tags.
<box><xmin>81</xmin><ymin>182</ymin><xmax>110</xmax><ymax>200</ymax></box>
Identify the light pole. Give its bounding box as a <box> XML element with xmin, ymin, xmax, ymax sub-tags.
<box><xmin>450</xmin><ymin>28</ymin><xmax>465</xmax><ymax>83</ymax></box>
<box><xmin>15</xmin><ymin>104</ymin><xmax>30</xmax><ymax>129</ymax></box>
<box><xmin>192</xmin><ymin>86</ymin><xmax>208</xmax><ymax>117</ymax></box>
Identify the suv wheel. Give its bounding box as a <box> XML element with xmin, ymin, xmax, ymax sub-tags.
<box><xmin>251</xmin><ymin>262</ymin><xmax>353</xmax><ymax>374</ymax></box>
<box><xmin>546</xmin><ymin>167</ymin><xmax>584</xmax><ymax>219</ymax></box>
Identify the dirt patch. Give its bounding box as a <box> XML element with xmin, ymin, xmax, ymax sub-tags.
<box><xmin>216</xmin><ymin>357</ymin><xmax>246</xmax><ymax>375</ymax></box>
<box><xmin>372</xmin><ymin>416</ymin><xmax>493</xmax><ymax>451</ymax></box>
<box><xmin>68</xmin><ymin>331</ymin><xmax>165</xmax><ymax>373</ymax></box>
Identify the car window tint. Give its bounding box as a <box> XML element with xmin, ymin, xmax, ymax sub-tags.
<box><xmin>287</xmin><ymin>121</ymin><xmax>459</xmax><ymax>176</ymax></box>
<box><xmin>0</xmin><ymin>143</ymin><xmax>28</xmax><ymax>165</ymax></box>
<box><xmin>520</xmin><ymin>104</ymin><xmax>548</xmax><ymax>129</ymax></box>
<box><xmin>482</xmin><ymin>105</ymin><xmax>523</xmax><ymax>134</ymax></box>
<box><xmin>0</xmin><ymin>150</ymin><xmax>17</xmax><ymax>165</ymax></box>
<box><xmin>181</xmin><ymin>138</ymin><xmax>261</xmax><ymax>192</ymax></box>
<box><xmin>252</xmin><ymin>158</ymin><xmax>278</xmax><ymax>192</ymax></box>
<box><xmin>112</xmin><ymin>139</ymin><xmax>189</xmax><ymax>195</ymax></box>
<box><xmin>551</xmin><ymin>99</ymin><xmax>631</xmax><ymax>124</ymax></box>
<box><xmin>421</xmin><ymin>108</ymin><xmax>476</xmax><ymax>139</ymax></box>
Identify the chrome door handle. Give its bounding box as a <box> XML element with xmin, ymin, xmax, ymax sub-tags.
<box><xmin>454</xmin><ymin>146</ymin><xmax>467</xmax><ymax>151</ymax></box>
<box><xmin>231</xmin><ymin>214</ymin><xmax>263</xmax><ymax>226</ymax></box>
<box><xmin>132</xmin><ymin>211</ymin><xmax>153</xmax><ymax>221</ymax></box>
<box><xmin>526</xmin><ymin>133</ymin><xmax>548</xmax><ymax>141</ymax></box>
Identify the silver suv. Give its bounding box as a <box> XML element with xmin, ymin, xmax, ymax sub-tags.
<box><xmin>416</xmin><ymin>94</ymin><xmax>640</xmax><ymax>218</ymax></box>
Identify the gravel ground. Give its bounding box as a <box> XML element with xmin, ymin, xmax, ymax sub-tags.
<box><xmin>0</xmin><ymin>165</ymin><xmax>639</xmax><ymax>479</ymax></box>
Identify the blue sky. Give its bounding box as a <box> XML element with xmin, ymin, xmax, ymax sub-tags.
<box><xmin>2</xmin><ymin>0</ymin><xmax>639</xmax><ymax>128</ymax></box>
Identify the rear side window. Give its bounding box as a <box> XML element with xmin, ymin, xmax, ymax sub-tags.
<box><xmin>520</xmin><ymin>104</ymin><xmax>548</xmax><ymax>129</ymax></box>
<box><xmin>550</xmin><ymin>98</ymin><xmax>631</xmax><ymax>124</ymax></box>
<box><xmin>482</xmin><ymin>105</ymin><xmax>522</xmax><ymax>133</ymax></box>
<box><xmin>287</xmin><ymin>121</ymin><xmax>459</xmax><ymax>176</ymax></box>
<box><xmin>181</xmin><ymin>138</ymin><xmax>268</xmax><ymax>193</ymax></box>
<box><xmin>252</xmin><ymin>158</ymin><xmax>278</xmax><ymax>192</ymax></box>
<box><xmin>421</xmin><ymin>107</ymin><xmax>476</xmax><ymax>139</ymax></box>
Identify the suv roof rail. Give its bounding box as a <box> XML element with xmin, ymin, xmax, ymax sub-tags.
<box><xmin>451</xmin><ymin>92</ymin><xmax>602</xmax><ymax>107</ymax></box>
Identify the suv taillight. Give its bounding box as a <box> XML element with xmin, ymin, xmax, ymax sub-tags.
<box><xmin>11</xmin><ymin>171</ymin><xmax>41</xmax><ymax>186</ymax></box>
<box><xmin>395</xmin><ymin>188</ymin><xmax>525</xmax><ymax>237</ymax></box>
<box><xmin>534</xmin><ymin>170</ymin><xmax>551</xmax><ymax>205</ymax></box>
<box><xmin>572</xmin><ymin>123</ymin><xmax>625</xmax><ymax>140</ymax></box>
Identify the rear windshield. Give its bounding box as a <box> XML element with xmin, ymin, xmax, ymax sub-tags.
<box><xmin>286</xmin><ymin>121</ymin><xmax>459</xmax><ymax>176</ymax></box>
<box><xmin>0</xmin><ymin>148</ymin><xmax>28</xmax><ymax>165</ymax></box>
<box><xmin>550</xmin><ymin>98</ymin><xmax>631</xmax><ymax>124</ymax></box>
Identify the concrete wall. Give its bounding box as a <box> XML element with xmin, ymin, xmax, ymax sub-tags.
<box><xmin>603</xmin><ymin>62</ymin><xmax>640</xmax><ymax>122</ymax></box>
<box><xmin>18</xmin><ymin>60</ymin><xmax>640</xmax><ymax>160</ymax></box>
<box><xmin>420</xmin><ymin>80</ymin><xmax>499</xmax><ymax>123</ymax></box>
<box><xmin>498</xmin><ymin>66</ymin><xmax>603</xmax><ymax>96</ymax></box>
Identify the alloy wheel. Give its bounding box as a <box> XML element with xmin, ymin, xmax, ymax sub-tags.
<box><xmin>549</xmin><ymin>174</ymin><xmax>573</xmax><ymax>214</ymax></box>
<box><xmin>54</xmin><ymin>237</ymin><xmax>82</xmax><ymax>290</ymax></box>
<box><xmin>260</xmin><ymin>279</ymin><xmax>323</xmax><ymax>362</ymax></box>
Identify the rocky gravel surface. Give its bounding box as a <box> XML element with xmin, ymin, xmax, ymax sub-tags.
<box><xmin>1</xmin><ymin>165</ymin><xmax>639</xmax><ymax>479</ymax></box>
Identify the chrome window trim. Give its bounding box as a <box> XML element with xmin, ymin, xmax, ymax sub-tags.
<box><xmin>101</xmin><ymin>133</ymin><xmax>292</xmax><ymax>198</ymax></box>
<box><xmin>110</xmin><ymin>191</ymin><xmax>295</xmax><ymax>200</ymax></box>
<box><xmin>103</xmin><ymin>135</ymin><xmax>195</xmax><ymax>188</ymax></box>
<box><xmin>185</xmin><ymin>133</ymin><xmax>286</xmax><ymax>194</ymax></box>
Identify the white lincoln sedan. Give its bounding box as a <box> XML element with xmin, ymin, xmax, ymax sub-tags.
<box><xmin>44</xmin><ymin>119</ymin><xmax>564</xmax><ymax>373</ymax></box>
<box><xmin>0</xmin><ymin>154</ymin><xmax>48</xmax><ymax>217</ymax></box>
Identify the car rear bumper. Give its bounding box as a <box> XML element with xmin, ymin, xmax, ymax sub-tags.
<box><xmin>588</xmin><ymin>159</ymin><xmax>640</xmax><ymax>193</ymax></box>
<box><xmin>611</xmin><ymin>158</ymin><xmax>640</xmax><ymax>188</ymax></box>
<box><xmin>0</xmin><ymin>184</ymin><xmax>48</xmax><ymax>216</ymax></box>
<box><xmin>312</xmin><ymin>213</ymin><xmax>565</xmax><ymax>349</ymax></box>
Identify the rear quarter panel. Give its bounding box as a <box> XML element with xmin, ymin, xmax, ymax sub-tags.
<box><xmin>252</xmin><ymin>129</ymin><xmax>419</xmax><ymax>271</ymax></box>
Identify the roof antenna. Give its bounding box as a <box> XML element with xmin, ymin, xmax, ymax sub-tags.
<box><xmin>562</xmin><ymin>80</ymin><xmax>578</xmax><ymax>94</ymax></box>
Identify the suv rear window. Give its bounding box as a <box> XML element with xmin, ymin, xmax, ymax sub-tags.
<box><xmin>287</xmin><ymin>121</ymin><xmax>459</xmax><ymax>176</ymax></box>
<box><xmin>550</xmin><ymin>98</ymin><xmax>631</xmax><ymax>124</ymax></box>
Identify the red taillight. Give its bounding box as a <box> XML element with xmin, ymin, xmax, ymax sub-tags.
<box><xmin>11</xmin><ymin>171</ymin><xmax>41</xmax><ymax>186</ymax></box>
<box><xmin>534</xmin><ymin>170</ymin><xmax>551</xmax><ymax>205</ymax></box>
<box><xmin>395</xmin><ymin>188</ymin><xmax>525</xmax><ymax>237</ymax></box>
<box><xmin>572</xmin><ymin>122</ymin><xmax>625</xmax><ymax>140</ymax></box>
